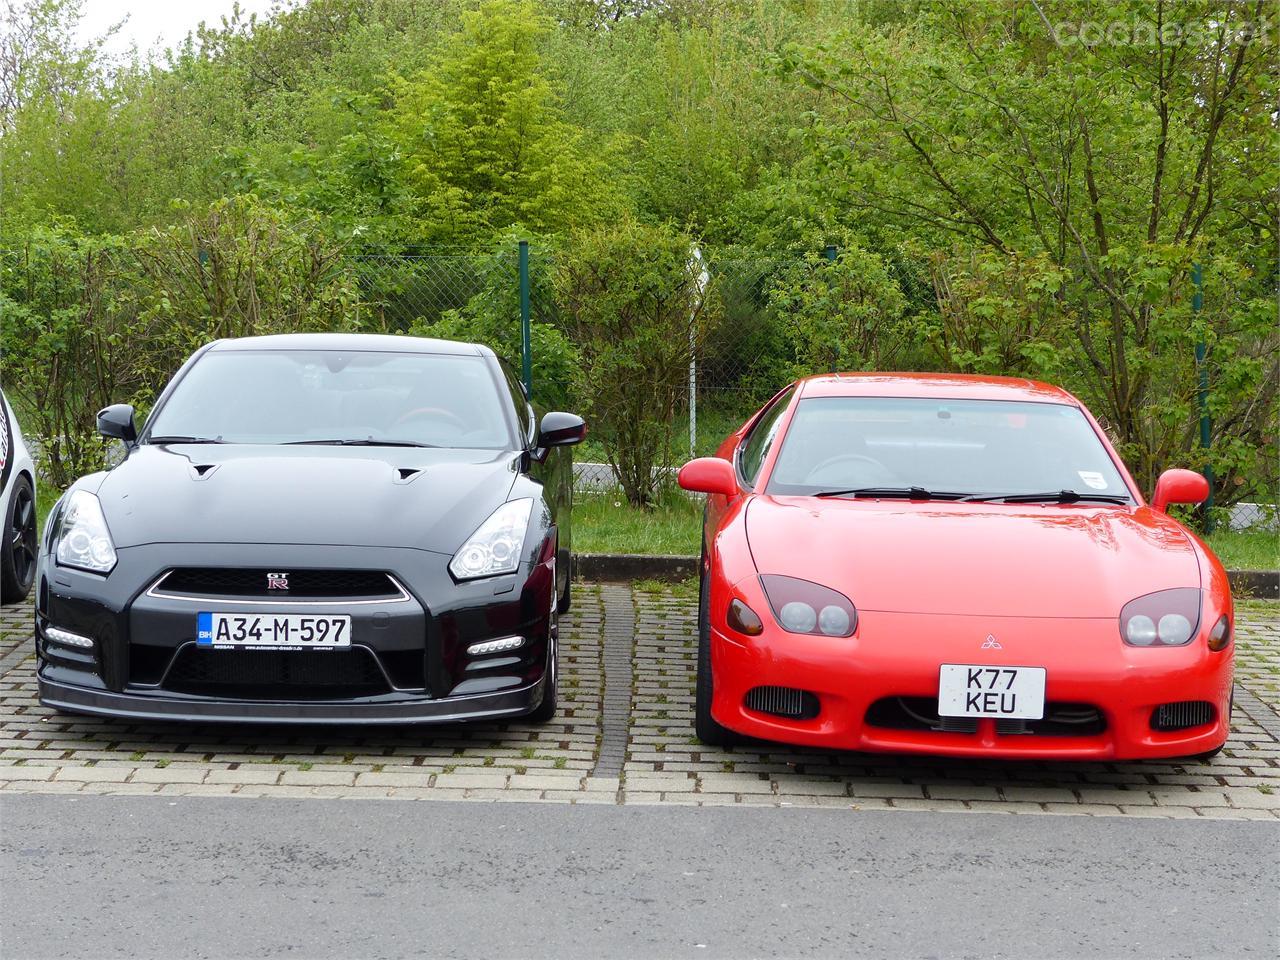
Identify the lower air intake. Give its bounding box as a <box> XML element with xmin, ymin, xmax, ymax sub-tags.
<box><xmin>163</xmin><ymin>647</ymin><xmax>391</xmax><ymax>700</ymax></box>
<box><xmin>1152</xmin><ymin>701</ymin><xmax>1215</xmax><ymax>731</ymax></box>
<box><xmin>744</xmin><ymin>685</ymin><xmax>820</xmax><ymax>720</ymax></box>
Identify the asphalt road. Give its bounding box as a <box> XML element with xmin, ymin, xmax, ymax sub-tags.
<box><xmin>2</xmin><ymin>796</ymin><xmax>1276</xmax><ymax>960</ymax></box>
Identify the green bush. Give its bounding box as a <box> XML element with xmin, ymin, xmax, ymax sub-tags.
<box><xmin>767</xmin><ymin>241</ymin><xmax>909</xmax><ymax>376</ymax></box>
<box><xmin>555</xmin><ymin>219</ymin><xmax>721</xmax><ymax>508</ymax></box>
<box><xmin>1</xmin><ymin>198</ymin><xmax>363</xmax><ymax>488</ymax></box>
<box><xmin>411</xmin><ymin>238</ymin><xmax>580</xmax><ymax>411</ymax></box>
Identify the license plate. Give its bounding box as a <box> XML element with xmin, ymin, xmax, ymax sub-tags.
<box><xmin>196</xmin><ymin>613</ymin><xmax>351</xmax><ymax>650</ymax></box>
<box><xmin>937</xmin><ymin>664</ymin><xmax>1046</xmax><ymax>719</ymax></box>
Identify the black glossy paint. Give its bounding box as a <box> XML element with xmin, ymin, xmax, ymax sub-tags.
<box><xmin>35</xmin><ymin>334</ymin><xmax>580</xmax><ymax>725</ymax></box>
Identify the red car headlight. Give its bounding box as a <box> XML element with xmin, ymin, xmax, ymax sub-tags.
<box><xmin>759</xmin><ymin>575</ymin><xmax>857</xmax><ymax>637</ymax></box>
<box><xmin>1119</xmin><ymin>588</ymin><xmax>1201</xmax><ymax>647</ymax></box>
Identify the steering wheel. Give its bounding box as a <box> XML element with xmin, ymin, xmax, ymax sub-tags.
<box><xmin>804</xmin><ymin>453</ymin><xmax>893</xmax><ymax>485</ymax></box>
<box><xmin>393</xmin><ymin>406</ymin><xmax>469</xmax><ymax>430</ymax></box>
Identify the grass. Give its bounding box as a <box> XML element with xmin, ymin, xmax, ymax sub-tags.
<box><xmin>1205</xmin><ymin>529</ymin><xmax>1278</xmax><ymax>572</ymax></box>
<box><xmin>573</xmin><ymin>488</ymin><xmax>1277</xmax><ymax>573</ymax></box>
<box><xmin>571</xmin><ymin>491</ymin><xmax>702</xmax><ymax>556</ymax></box>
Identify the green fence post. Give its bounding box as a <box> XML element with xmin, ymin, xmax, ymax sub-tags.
<box><xmin>519</xmin><ymin>240</ymin><xmax>532</xmax><ymax>398</ymax></box>
<box><xmin>824</xmin><ymin>245</ymin><xmax>838</xmax><ymax>372</ymax></box>
<box><xmin>1192</xmin><ymin>262</ymin><xmax>1214</xmax><ymax>532</ymax></box>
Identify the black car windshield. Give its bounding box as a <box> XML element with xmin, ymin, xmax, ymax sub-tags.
<box><xmin>766</xmin><ymin>397</ymin><xmax>1131</xmax><ymax>500</ymax></box>
<box><xmin>146</xmin><ymin>349</ymin><xmax>514</xmax><ymax>448</ymax></box>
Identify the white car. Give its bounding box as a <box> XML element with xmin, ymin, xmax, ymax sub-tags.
<box><xmin>0</xmin><ymin>388</ymin><xmax>37</xmax><ymax>603</ymax></box>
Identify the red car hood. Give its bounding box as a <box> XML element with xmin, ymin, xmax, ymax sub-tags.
<box><xmin>744</xmin><ymin>497</ymin><xmax>1201</xmax><ymax>619</ymax></box>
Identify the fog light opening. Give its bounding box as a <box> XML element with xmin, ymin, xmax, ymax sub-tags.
<box><xmin>46</xmin><ymin>626</ymin><xmax>94</xmax><ymax>649</ymax></box>
<box><xmin>467</xmin><ymin>636</ymin><xmax>525</xmax><ymax>657</ymax></box>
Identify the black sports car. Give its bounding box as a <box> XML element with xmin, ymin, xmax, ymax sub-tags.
<box><xmin>35</xmin><ymin>334</ymin><xmax>585</xmax><ymax>725</ymax></box>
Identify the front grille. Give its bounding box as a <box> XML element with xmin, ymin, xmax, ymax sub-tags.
<box><xmin>866</xmin><ymin>697</ymin><xmax>1107</xmax><ymax>737</ymax></box>
<box><xmin>1152</xmin><ymin>701</ymin><xmax>1215</xmax><ymax>732</ymax></box>
<box><xmin>153</xmin><ymin>568</ymin><xmax>402</xmax><ymax>600</ymax></box>
<box><xmin>162</xmin><ymin>646</ymin><xmax>391</xmax><ymax>699</ymax></box>
<box><xmin>744</xmin><ymin>685</ymin><xmax>820</xmax><ymax>720</ymax></box>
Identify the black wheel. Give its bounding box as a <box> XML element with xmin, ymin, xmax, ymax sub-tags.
<box><xmin>526</xmin><ymin>601</ymin><xmax>559</xmax><ymax>724</ymax></box>
<box><xmin>1</xmin><ymin>474</ymin><xmax>36</xmax><ymax>604</ymax></box>
<box><xmin>695</xmin><ymin>541</ymin><xmax>734</xmax><ymax>747</ymax></box>
<box><xmin>557</xmin><ymin>553</ymin><xmax>572</xmax><ymax>614</ymax></box>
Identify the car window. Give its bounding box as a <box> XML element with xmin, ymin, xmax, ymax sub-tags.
<box><xmin>147</xmin><ymin>350</ymin><xmax>515</xmax><ymax>449</ymax></box>
<box><xmin>737</xmin><ymin>387</ymin><xmax>795</xmax><ymax>487</ymax></box>
<box><xmin>499</xmin><ymin>361</ymin><xmax>533</xmax><ymax>446</ymax></box>
<box><xmin>766</xmin><ymin>397</ymin><xmax>1130</xmax><ymax>498</ymax></box>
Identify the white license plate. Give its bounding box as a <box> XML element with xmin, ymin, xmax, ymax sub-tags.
<box><xmin>196</xmin><ymin>613</ymin><xmax>351</xmax><ymax>650</ymax></box>
<box><xmin>937</xmin><ymin>664</ymin><xmax>1046</xmax><ymax>719</ymax></box>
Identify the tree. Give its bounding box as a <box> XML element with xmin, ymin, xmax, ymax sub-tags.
<box><xmin>383</xmin><ymin>0</ymin><xmax>621</xmax><ymax>242</ymax></box>
<box><xmin>776</xmin><ymin>0</ymin><xmax>1278</xmax><ymax>501</ymax></box>
<box><xmin>555</xmin><ymin>219</ymin><xmax>720</xmax><ymax>507</ymax></box>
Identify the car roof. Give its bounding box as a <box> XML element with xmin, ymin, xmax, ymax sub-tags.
<box><xmin>796</xmin><ymin>372</ymin><xmax>1080</xmax><ymax>405</ymax></box>
<box><xmin>208</xmin><ymin>333</ymin><xmax>493</xmax><ymax>358</ymax></box>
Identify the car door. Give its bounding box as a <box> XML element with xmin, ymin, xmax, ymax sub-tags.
<box><xmin>498</xmin><ymin>361</ymin><xmax>572</xmax><ymax>594</ymax></box>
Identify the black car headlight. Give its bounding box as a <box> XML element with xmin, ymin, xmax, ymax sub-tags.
<box><xmin>53</xmin><ymin>490</ymin><xmax>118</xmax><ymax>574</ymax></box>
<box><xmin>449</xmin><ymin>499</ymin><xmax>533</xmax><ymax>581</ymax></box>
<box><xmin>1119</xmin><ymin>588</ymin><xmax>1201</xmax><ymax>647</ymax></box>
<box><xmin>759</xmin><ymin>575</ymin><xmax>857</xmax><ymax>637</ymax></box>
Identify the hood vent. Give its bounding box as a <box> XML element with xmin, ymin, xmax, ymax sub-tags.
<box><xmin>189</xmin><ymin>463</ymin><xmax>219</xmax><ymax>480</ymax></box>
<box><xmin>393</xmin><ymin>467</ymin><xmax>423</xmax><ymax>484</ymax></box>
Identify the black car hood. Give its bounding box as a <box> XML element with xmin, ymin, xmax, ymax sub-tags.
<box><xmin>96</xmin><ymin>445</ymin><xmax>520</xmax><ymax>553</ymax></box>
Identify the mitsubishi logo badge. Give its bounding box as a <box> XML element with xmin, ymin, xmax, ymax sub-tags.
<box><xmin>981</xmin><ymin>635</ymin><xmax>1002</xmax><ymax>649</ymax></box>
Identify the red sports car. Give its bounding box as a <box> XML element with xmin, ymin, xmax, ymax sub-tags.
<box><xmin>678</xmin><ymin>373</ymin><xmax>1232</xmax><ymax>760</ymax></box>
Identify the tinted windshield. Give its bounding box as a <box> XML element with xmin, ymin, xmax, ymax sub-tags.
<box><xmin>766</xmin><ymin>397</ymin><xmax>1130</xmax><ymax>498</ymax></box>
<box><xmin>147</xmin><ymin>350</ymin><xmax>514</xmax><ymax>448</ymax></box>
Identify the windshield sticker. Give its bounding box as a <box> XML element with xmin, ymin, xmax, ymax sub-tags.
<box><xmin>1078</xmin><ymin>470</ymin><xmax>1108</xmax><ymax>490</ymax></box>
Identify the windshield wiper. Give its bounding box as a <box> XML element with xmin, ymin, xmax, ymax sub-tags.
<box><xmin>146</xmin><ymin>435</ymin><xmax>225</xmax><ymax>444</ymax></box>
<box><xmin>967</xmin><ymin>489</ymin><xmax>1131</xmax><ymax>505</ymax></box>
<box><xmin>813</xmin><ymin>486</ymin><xmax>971</xmax><ymax>501</ymax></box>
<box><xmin>284</xmin><ymin>438</ymin><xmax>439</xmax><ymax>448</ymax></box>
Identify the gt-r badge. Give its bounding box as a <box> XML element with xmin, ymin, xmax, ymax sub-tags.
<box><xmin>267</xmin><ymin>572</ymin><xmax>289</xmax><ymax>591</ymax></box>
<box><xmin>981</xmin><ymin>635</ymin><xmax>1002</xmax><ymax>650</ymax></box>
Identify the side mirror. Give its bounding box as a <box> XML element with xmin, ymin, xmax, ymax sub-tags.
<box><xmin>97</xmin><ymin>404</ymin><xmax>137</xmax><ymax>444</ymax></box>
<box><xmin>1151</xmin><ymin>468</ymin><xmax>1209</xmax><ymax>514</ymax></box>
<box><xmin>678</xmin><ymin>457</ymin><xmax>738</xmax><ymax>497</ymax></box>
<box><xmin>538</xmin><ymin>412</ymin><xmax>586</xmax><ymax>448</ymax></box>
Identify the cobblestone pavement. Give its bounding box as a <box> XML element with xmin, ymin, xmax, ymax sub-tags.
<box><xmin>2</xmin><ymin>587</ymin><xmax>1278</xmax><ymax>820</ymax></box>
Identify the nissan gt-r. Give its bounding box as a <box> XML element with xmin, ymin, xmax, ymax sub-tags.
<box><xmin>36</xmin><ymin>334</ymin><xmax>585</xmax><ymax>725</ymax></box>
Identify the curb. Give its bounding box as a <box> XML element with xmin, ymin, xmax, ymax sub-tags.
<box><xmin>1229</xmin><ymin>569</ymin><xmax>1279</xmax><ymax>599</ymax></box>
<box><xmin>575</xmin><ymin>553</ymin><xmax>1279</xmax><ymax>598</ymax></box>
<box><xmin>574</xmin><ymin>553</ymin><xmax>699</xmax><ymax>583</ymax></box>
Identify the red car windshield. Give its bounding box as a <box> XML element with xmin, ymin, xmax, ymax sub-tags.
<box><xmin>765</xmin><ymin>397</ymin><xmax>1131</xmax><ymax>500</ymax></box>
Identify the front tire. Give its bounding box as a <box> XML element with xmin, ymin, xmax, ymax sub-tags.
<box><xmin>695</xmin><ymin>542</ymin><xmax>734</xmax><ymax>747</ymax></box>
<box><xmin>1</xmin><ymin>475</ymin><xmax>37</xmax><ymax>604</ymax></box>
<box><xmin>526</xmin><ymin>603</ymin><xmax>559</xmax><ymax>724</ymax></box>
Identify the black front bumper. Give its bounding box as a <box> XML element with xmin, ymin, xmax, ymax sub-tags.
<box><xmin>35</xmin><ymin>541</ymin><xmax>557</xmax><ymax>726</ymax></box>
<box><xmin>37</xmin><ymin>669</ymin><xmax>548</xmax><ymax>725</ymax></box>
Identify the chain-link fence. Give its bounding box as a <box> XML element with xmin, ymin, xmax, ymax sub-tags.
<box><xmin>347</xmin><ymin>244</ymin><xmax>797</xmax><ymax>492</ymax></box>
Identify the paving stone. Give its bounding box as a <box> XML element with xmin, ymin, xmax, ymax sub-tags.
<box><xmin>130</xmin><ymin>766</ymin><xmax>207</xmax><ymax>784</ymax></box>
<box><xmin>433</xmin><ymin>773</ymin><xmax>508</xmax><ymax>790</ymax></box>
<box><xmin>279</xmin><ymin>770</ymin><xmax>357</xmax><ymax>787</ymax></box>
<box><xmin>697</xmin><ymin>774</ymin><xmax>774</xmax><ymax>795</ymax></box>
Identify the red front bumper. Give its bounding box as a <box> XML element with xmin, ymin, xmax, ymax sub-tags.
<box><xmin>710</xmin><ymin>608</ymin><xmax>1233</xmax><ymax>760</ymax></box>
